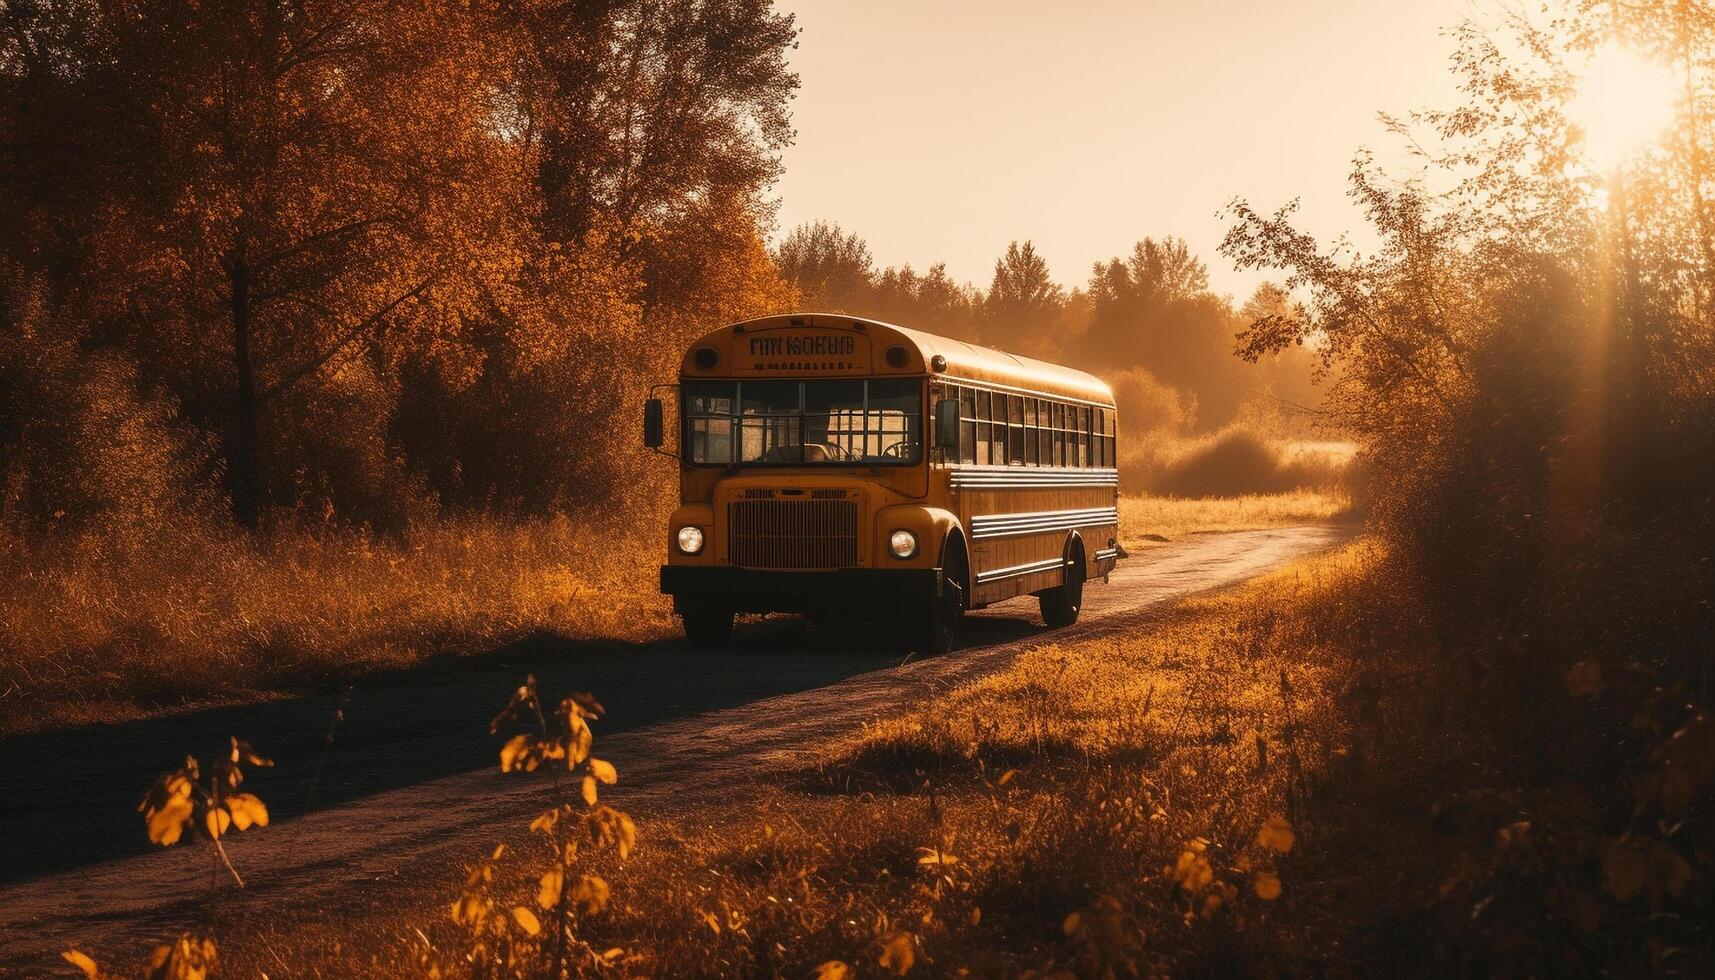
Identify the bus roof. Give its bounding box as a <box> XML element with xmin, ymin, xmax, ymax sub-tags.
<box><xmin>686</xmin><ymin>313</ymin><xmax>1115</xmax><ymax>406</ymax></box>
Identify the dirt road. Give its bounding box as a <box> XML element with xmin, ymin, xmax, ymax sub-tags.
<box><xmin>0</xmin><ymin>524</ymin><xmax>1350</xmax><ymax>972</ymax></box>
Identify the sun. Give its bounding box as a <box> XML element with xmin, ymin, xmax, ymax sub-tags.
<box><xmin>1568</xmin><ymin>44</ymin><xmax>1681</xmax><ymax>171</ymax></box>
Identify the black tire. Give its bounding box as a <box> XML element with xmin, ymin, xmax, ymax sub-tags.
<box><xmin>1039</xmin><ymin>547</ymin><xmax>1085</xmax><ymax>628</ymax></box>
<box><xmin>907</xmin><ymin>542</ymin><xmax>967</xmax><ymax>656</ymax></box>
<box><xmin>681</xmin><ymin>604</ymin><xmax>733</xmax><ymax>649</ymax></box>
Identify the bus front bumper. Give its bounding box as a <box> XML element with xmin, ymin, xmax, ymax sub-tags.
<box><xmin>659</xmin><ymin>565</ymin><xmax>944</xmax><ymax>614</ymax></box>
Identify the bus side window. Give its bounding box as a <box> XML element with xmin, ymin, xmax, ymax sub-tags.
<box><xmin>1024</xmin><ymin>397</ymin><xmax>1039</xmax><ymax>465</ymax></box>
<box><xmin>1045</xmin><ymin>401</ymin><xmax>1057</xmax><ymax>467</ymax></box>
<box><xmin>975</xmin><ymin>389</ymin><xmax>992</xmax><ymax>466</ymax></box>
<box><xmin>1051</xmin><ymin>402</ymin><xmax>1065</xmax><ymax>466</ymax></box>
<box><xmin>1079</xmin><ymin>406</ymin><xmax>1092</xmax><ymax>468</ymax></box>
<box><xmin>957</xmin><ymin>385</ymin><xmax>977</xmax><ymax>464</ymax></box>
<box><xmin>1006</xmin><ymin>394</ymin><xmax>1024</xmax><ymax>465</ymax></box>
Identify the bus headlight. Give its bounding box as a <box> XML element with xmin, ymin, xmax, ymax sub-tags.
<box><xmin>676</xmin><ymin>526</ymin><xmax>705</xmax><ymax>555</ymax></box>
<box><xmin>888</xmin><ymin>529</ymin><xmax>917</xmax><ymax>559</ymax></box>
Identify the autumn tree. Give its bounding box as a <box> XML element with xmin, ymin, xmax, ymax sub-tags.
<box><xmin>774</xmin><ymin>221</ymin><xmax>877</xmax><ymax>312</ymax></box>
<box><xmin>982</xmin><ymin>241</ymin><xmax>1066</xmax><ymax>355</ymax></box>
<box><xmin>2</xmin><ymin>0</ymin><xmax>538</xmax><ymax>526</ymax></box>
<box><xmin>869</xmin><ymin>263</ymin><xmax>984</xmax><ymax>341</ymax></box>
<box><xmin>0</xmin><ymin>0</ymin><xmax>803</xmax><ymax>526</ymax></box>
<box><xmin>1221</xmin><ymin>0</ymin><xmax>1715</xmax><ymax>592</ymax></box>
<box><xmin>1077</xmin><ymin>237</ymin><xmax>1252</xmax><ymax>422</ymax></box>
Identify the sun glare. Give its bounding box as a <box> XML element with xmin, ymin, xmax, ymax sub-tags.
<box><xmin>1569</xmin><ymin>45</ymin><xmax>1680</xmax><ymax>171</ymax></box>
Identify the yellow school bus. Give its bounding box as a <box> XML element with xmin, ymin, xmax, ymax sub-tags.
<box><xmin>644</xmin><ymin>313</ymin><xmax>1119</xmax><ymax>652</ymax></box>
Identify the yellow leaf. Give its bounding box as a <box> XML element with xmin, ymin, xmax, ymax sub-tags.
<box><xmin>879</xmin><ymin>932</ymin><xmax>915</xmax><ymax>976</ymax></box>
<box><xmin>205</xmin><ymin>807</ymin><xmax>230</xmax><ymax>838</ymax></box>
<box><xmin>530</xmin><ymin>810</ymin><xmax>559</xmax><ymax>834</ymax></box>
<box><xmin>62</xmin><ymin>950</ymin><xmax>100</xmax><ymax>979</ymax></box>
<box><xmin>146</xmin><ymin>794</ymin><xmax>194</xmax><ymax>847</ymax></box>
<box><xmin>572</xmin><ymin>874</ymin><xmax>610</xmax><ymax>914</ymax></box>
<box><xmin>225</xmin><ymin>793</ymin><xmax>268</xmax><ymax>831</ymax></box>
<box><xmin>451</xmin><ymin>894</ymin><xmax>492</xmax><ymax>927</ymax></box>
<box><xmin>1173</xmin><ymin>844</ymin><xmax>1214</xmax><ymax>893</ymax></box>
<box><xmin>996</xmin><ymin>769</ymin><xmax>1019</xmax><ymax>786</ymax></box>
<box><xmin>1258</xmin><ymin>815</ymin><xmax>1295</xmax><ymax>854</ymax></box>
<box><xmin>589</xmin><ymin>758</ymin><xmax>617</xmax><ymax>784</ymax></box>
<box><xmin>500</xmin><ymin>735</ymin><xmax>531</xmax><ymax>773</ymax></box>
<box><xmin>538</xmin><ymin>868</ymin><xmax>564</xmax><ymax>909</ymax></box>
<box><xmin>1253</xmin><ymin>871</ymin><xmax>1282</xmax><ymax>900</ymax></box>
<box><xmin>511</xmin><ymin>906</ymin><xmax>541</xmax><ymax>936</ymax></box>
<box><xmin>582</xmin><ymin>775</ymin><xmax>598</xmax><ymax>806</ymax></box>
<box><xmin>616</xmin><ymin>812</ymin><xmax>637</xmax><ymax>860</ymax></box>
<box><xmin>702</xmin><ymin>911</ymin><xmax>722</xmax><ymax>935</ymax></box>
<box><xmin>813</xmin><ymin>961</ymin><xmax>855</xmax><ymax>980</ymax></box>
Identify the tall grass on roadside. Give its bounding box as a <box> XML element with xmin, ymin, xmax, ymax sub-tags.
<box><xmin>1117</xmin><ymin>490</ymin><xmax>1351</xmax><ymax>549</ymax></box>
<box><xmin>0</xmin><ymin>516</ymin><xmax>670</xmax><ymax>735</ymax></box>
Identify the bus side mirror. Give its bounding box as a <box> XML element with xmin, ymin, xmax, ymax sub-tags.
<box><xmin>643</xmin><ymin>398</ymin><xmax>665</xmax><ymax>448</ymax></box>
<box><xmin>934</xmin><ymin>398</ymin><xmax>960</xmax><ymax>451</ymax></box>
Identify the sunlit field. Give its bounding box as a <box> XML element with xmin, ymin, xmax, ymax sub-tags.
<box><xmin>0</xmin><ymin>519</ymin><xmax>672</xmax><ymax>736</ymax></box>
<box><xmin>1119</xmin><ymin>490</ymin><xmax>1352</xmax><ymax>550</ymax></box>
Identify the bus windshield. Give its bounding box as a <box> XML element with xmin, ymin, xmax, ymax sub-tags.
<box><xmin>683</xmin><ymin>378</ymin><xmax>922</xmax><ymax>466</ymax></box>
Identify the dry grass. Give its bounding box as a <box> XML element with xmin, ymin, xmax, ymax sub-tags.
<box><xmin>0</xmin><ymin>492</ymin><xmax>1353</xmax><ymax>737</ymax></box>
<box><xmin>0</xmin><ymin>517</ymin><xmax>671</xmax><ymax>735</ymax></box>
<box><xmin>1119</xmin><ymin>489</ymin><xmax>1353</xmax><ymax>551</ymax></box>
<box><xmin>0</xmin><ymin>486</ymin><xmax>1347</xmax><ymax>738</ymax></box>
<box><xmin>214</xmin><ymin>542</ymin><xmax>1492</xmax><ymax>977</ymax></box>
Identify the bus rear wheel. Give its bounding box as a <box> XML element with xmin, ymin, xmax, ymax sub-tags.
<box><xmin>1039</xmin><ymin>550</ymin><xmax>1085</xmax><ymax>628</ymax></box>
<box><xmin>681</xmin><ymin>604</ymin><xmax>733</xmax><ymax>649</ymax></box>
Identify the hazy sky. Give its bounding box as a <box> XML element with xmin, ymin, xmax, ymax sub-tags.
<box><xmin>772</xmin><ymin>0</ymin><xmax>1474</xmax><ymax>300</ymax></box>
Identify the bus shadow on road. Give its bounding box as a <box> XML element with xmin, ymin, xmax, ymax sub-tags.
<box><xmin>2</xmin><ymin>613</ymin><xmax>1054</xmax><ymax>885</ymax></box>
<box><xmin>727</xmin><ymin>608</ymin><xmax>1051</xmax><ymax>656</ymax></box>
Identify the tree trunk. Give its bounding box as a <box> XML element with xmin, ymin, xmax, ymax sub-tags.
<box><xmin>229</xmin><ymin>240</ymin><xmax>263</xmax><ymax>528</ymax></box>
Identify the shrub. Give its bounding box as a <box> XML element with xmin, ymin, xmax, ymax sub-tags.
<box><xmin>1122</xmin><ymin>426</ymin><xmax>1354</xmax><ymax>498</ymax></box>
<box><xmin>0</xmin><ymin>268</ymin><xmax>216</xmax><ymax>535</ymax></box>
<box><xmin>1105</xmin><ymin>365</ymin><xmax>1194</xmax><ymax>435</ymax></box>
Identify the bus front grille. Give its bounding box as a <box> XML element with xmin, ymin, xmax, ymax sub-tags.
<box><xmin>727</xmin><ymin>499</ymin><xmax>859</xmax><ymax>570</ymax></box>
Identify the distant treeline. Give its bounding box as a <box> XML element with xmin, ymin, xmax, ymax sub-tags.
<box><xmin>771</xmin><ymin>222</ymin><xmax>1323</xmax><ymax>434</ymax></box>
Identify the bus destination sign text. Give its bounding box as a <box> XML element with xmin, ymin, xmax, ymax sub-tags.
<box><xmin>734</xmin><ymin>330</ymin><xmax>870</xmax><ymax>373</ymax></box>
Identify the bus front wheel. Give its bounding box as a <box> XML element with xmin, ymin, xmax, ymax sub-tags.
<box><xmin>681</xmin><ymin>604</ymin><xmax>733</xmax><ymax>649</ymax></box>
<box><xmin>908</xmin><ymin>546</ymin><xmax>967</xmax><ymax>656</ymax></box>
<box><xmin>1040</xmin><ymin>550</ymin><xmax>1085</xmax><ymax>628</ymax></box>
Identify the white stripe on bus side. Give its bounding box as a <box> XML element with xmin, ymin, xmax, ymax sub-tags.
<box><xmin>968</xmin><ymin>506</ymin><xmax>1120</xmax><ymax>540</ymax></box>
<box><xmin>973</xmin><ymin>556</ymin><xmax>1067</xmax><ymax>585</ymax></box>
